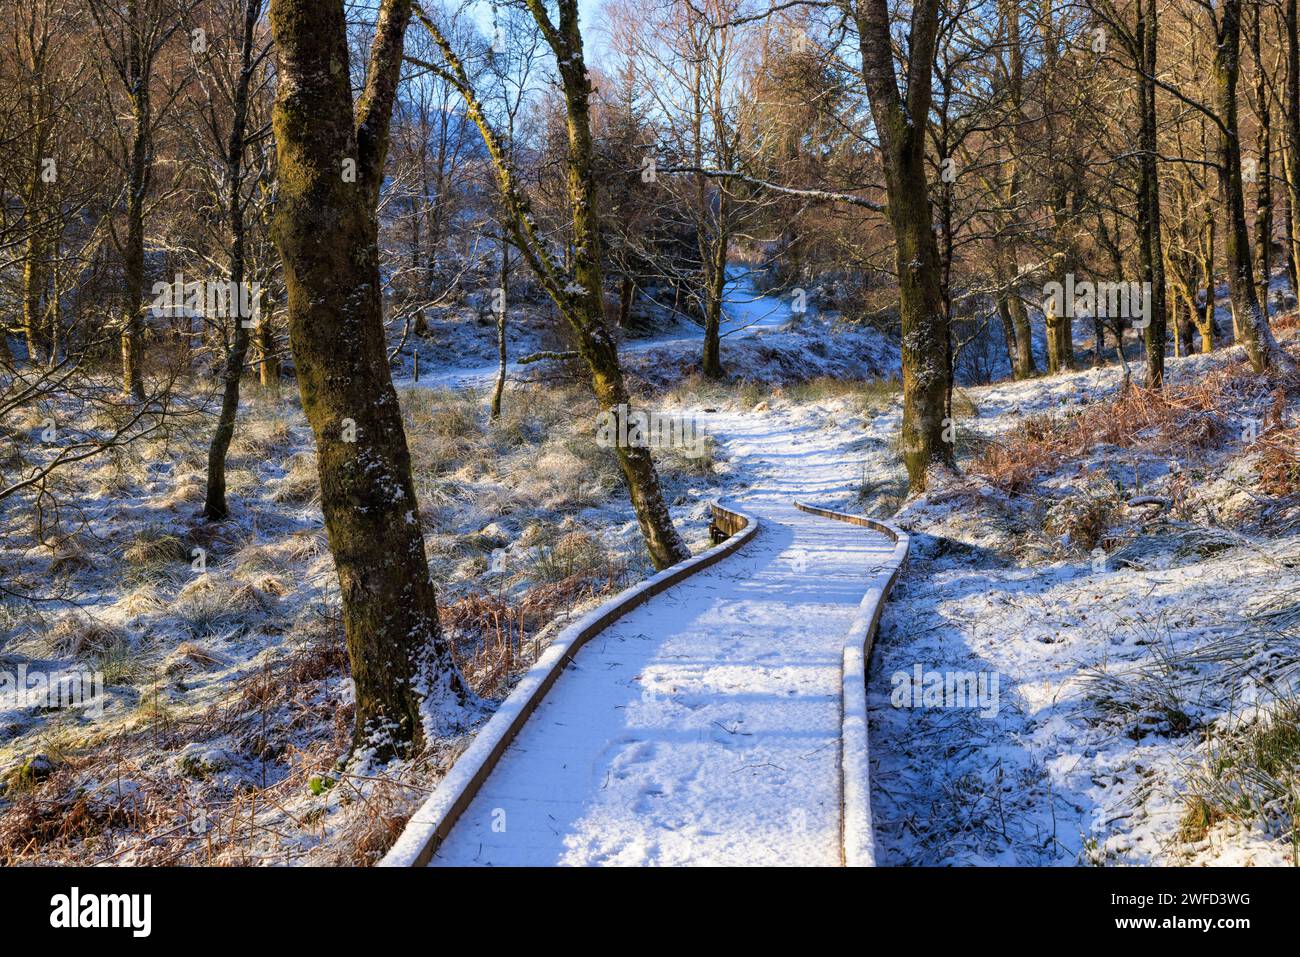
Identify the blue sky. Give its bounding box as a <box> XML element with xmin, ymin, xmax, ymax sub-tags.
<box><xmin>467</xmin><ymin>0</ymin><xmax>614</xmax><ymax>66</ymax></box>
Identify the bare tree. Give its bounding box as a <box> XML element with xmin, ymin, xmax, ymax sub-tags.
<box><xmin>1212</xmin><ymin>0</ymin><xmax>1293</xmax><ymax>373</ymax></box>
<box><xmin>413</xmin><ymin>0</ymin><xmax>692</xmax><ymax>568</ymax></box>
<box><xmin>850</xmin><ymin>0</ymin><xmax>954</xmax><ymax>490</ymax></box>
<box><xmin>183</xmin><ymin>0</ymin><xmax>274</xmax><ymax>521</ymax></box>
<box><xmin>88</xmin><ymin>0</ymin><xmax>190</xmax><ymax>400</ymax></box>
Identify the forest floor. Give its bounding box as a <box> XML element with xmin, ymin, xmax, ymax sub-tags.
<box><xmin>0</xmin><ymin>278</ymin><xmax>896</xmax><ymax>865</ymax></box>
<box><xmin>3</xmin><ymin>276</ymin><xmax>1298</xmax><ymax>866</ymax></box>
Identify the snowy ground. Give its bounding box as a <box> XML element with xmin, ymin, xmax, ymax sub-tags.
<box><xmin>642</xmin><ymin>308</ymin><xmax>1300</xmax><ymax>867</ymax></box>
<box><xmin>722</xmin><ymin>335</ymin><xmax>1300</xmax><ymax>867</ymax></box>
<box><xmin>398</xmin><ymin>270</ymin><xmax>899</xmax><ymax>392</ymax></box>
<box><xmin>5</xmin><ymin>266</ymin><xmax>1297</xmax><ymax>866</ymax></box>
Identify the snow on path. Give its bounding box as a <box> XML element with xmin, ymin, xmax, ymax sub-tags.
<box><xmin>430</xmin><ymin>408</ymin><xmax>895</xmax><ymax>866</ymax></box>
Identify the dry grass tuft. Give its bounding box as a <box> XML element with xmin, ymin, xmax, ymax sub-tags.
<box><xmin>161</xmin><ymin>641</ymin><xmax>226</xmax><ymax>676</ymax></box>
<box><xmin>270</xmin><ymin>451</ymin><xmax>320</xmax><ymax>504</ymax></box>
<box><xmin>975</xmin><ymin>364</ymin><xmax>1279</xmax><ymax>492</ymax></box>
<box><xmin>233</xmin><ymin>413</ymin><xmax>294</xmax><ymax>459</ymax></box>
<box><xmin>121</xmin><ymin>526</ymin><xmax>190</xmax><ymax>578</ymax></box>
<box><xmin>45</xmin><ymin>615</ymin><xmax>127</xmax><ymax>659</ymax></box>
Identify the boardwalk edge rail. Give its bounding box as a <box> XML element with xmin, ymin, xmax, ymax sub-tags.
<box><xmin>792</xmin><ymin>501</ymin><xmax>909</xmax><ymax>868</ymax></box>
<box><xmin>379</xmin><ymin>502</ymin><xmax>758</xmax><ymax>867</ymax></box>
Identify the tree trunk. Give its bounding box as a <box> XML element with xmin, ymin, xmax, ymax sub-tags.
<box><xmin>268</xmin><ymin>0</ymin><xmax>471</xmax><ymax>761</ymax></box>
<box><xmin>1215</xmin><ymin>0</ymin><xmax>1294</xmax><ymax>373</ymax></box>
<box><xmin>1039</xmin><ymin>3</ymin><xmax>1078</xmax><ymax>375</ymax></box>
<box><xmin>994</xmin><ymin>244</ymin><xmax>1035</xmax><ymax>377</ymax></box>
<box><xmin>1169</xmin><ymin>253</ymin><xmax>1198</xmax><ymax>358</ymax></box>
<box><xmin>1198</xmin><ymin>213</ymin><xmax>1218</xmax><ymax>352</ymax></box>
<box><xmin>1253</xmin><ymin>3</ymin><xmax>1274</xmax><ymax>311</ymax></box>
<box><xmin>491</xmin><ymin>242</ymin><xmax>508</xmax><ymax>420</ymax></box>
<box><xmin>701</xmin><ymin>234</ymin><xmax>726</xmax><ymax>379</ymax></box>
<box><xmin>1285</xmin><ymin>152</ymin><xmax>1299</xmax><ymax>295</ymax></box>
<box><xmin>121</xmin><ymin>20</ymin><xmax>148</xmax><ymax>403</ymax></box>
<box><xmin>22</xmin><ymin>122</ymin><xmax>49</xmax><ymax>364</ymax></box>
<box><xmin>618</xmin><ymin>272</ymin><xmax>634</xmax><ymax>330</ymax></box>
<box><xmin>1045</xmin><ymin>305</ymin><xmax>1065</xmax><ymax>373</ymax></box>
<box><xmin>257</xmin><ymin>317</ymin><xmax>280</xmax><ymax>393</ymax></box>
<box><xmin>1287</xmin><ymin>0</ymin><xmax>1300</xmax><ymax>302</ymax></box>
<box><xmin>1137</xmin><ymin>0</ymin><xmax>1167</xmax><ymax>387</ymax></box>
<box><xmin>22</xmin><ymin>206</ymin><xmax>47</xmax><ymax>365</ymax></box>
<box><xmin>47</xmin><ymin>235</ymin><xmax>62</xmax><ymax>367</ymax></box>
<box><xmin>996</xmin><ymin>290</ymin><xmax>1017</xmax><ymax>372</ymax></box>
<box><xmin>203</xmin><ymin>0</ymin><xmax>261</xmax><ymax>521</ymax></box>
<box><xmin>853</xmin><ymin>0</ymin><xmax>953</xmax><ymax>491</ymax></box>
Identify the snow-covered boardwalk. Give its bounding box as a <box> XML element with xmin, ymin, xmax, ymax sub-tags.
<box><xmin>426</xmin><ymin>496</ymin><xmax>896</xmax><ymax>866</ymax></box>
<box><xmin>383</xmin><ymin>283</ymin><xmax>906</xmax><ymax>866</ymax></box>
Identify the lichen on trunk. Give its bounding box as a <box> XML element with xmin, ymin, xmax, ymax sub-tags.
<box><xmin>268</xmin><ymin>0</ymin><xmax>473</xmax><ymax>763</ymax></box>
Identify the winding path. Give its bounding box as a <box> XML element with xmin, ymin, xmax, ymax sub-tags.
<box><xmin>382</xmin><ymin>398</ymin><xmax>906</xmax><ymax>867</ymax></box>
<box><xmin>428</xmin><ymin>502</ymin><xmax>894</xmax><ymax>866</ymax></box>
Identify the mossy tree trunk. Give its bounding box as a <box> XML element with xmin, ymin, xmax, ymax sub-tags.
<box><xmin>268</xmin><ymin>0</ymin><xmax>471</xmax><ymax>762</ymax></box>
<box><xmin>852</xmin><ymin>0</ymin><xmax>953</xmax><ymax>492</ymax></box>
